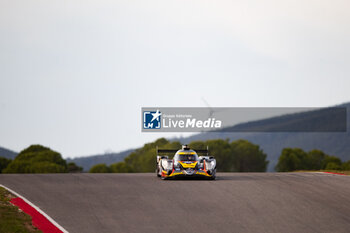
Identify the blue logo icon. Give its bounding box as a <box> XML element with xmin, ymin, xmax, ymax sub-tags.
<box><xmin>143</xmin><ymin>110</ymin><xmax>162</xmax><ymax>129</ymax></box>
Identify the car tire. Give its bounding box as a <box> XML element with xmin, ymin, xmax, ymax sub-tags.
<box><xmin>210</xmin><ymin>169</ymin><xmax>216</xmax><ymax>180</ymax></box>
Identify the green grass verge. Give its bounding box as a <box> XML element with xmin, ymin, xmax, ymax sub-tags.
<box><xmin>0</xmin><ymin>187</ymin><xmax>42</xmax><ymax>233</ymax></box>
<box><xmin>294</xmin><ymin>170</ymin><xmax>350</xmax><ymax>175</ymax></box>
<box><xmin>320</xmin><ymin>170</ymin><xmax>350</xmax><ymax>175</ymax></box>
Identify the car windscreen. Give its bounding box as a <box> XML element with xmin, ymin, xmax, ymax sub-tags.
<box><xmin>178</xmin><ymin>154</ymin><xmax>198</xmax><ymax>161</ymax></box>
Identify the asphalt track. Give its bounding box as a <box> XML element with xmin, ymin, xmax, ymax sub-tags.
<box><xmin>0</xmin><ymin>173</ymin><xmax>350</xmax><ymax>233</ymax></box>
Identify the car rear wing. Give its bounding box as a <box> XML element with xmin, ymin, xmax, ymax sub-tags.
<box><xmin>156</xmin><ymin>147</ymin><xmax>209</xmax><ymax>155</ymax></box>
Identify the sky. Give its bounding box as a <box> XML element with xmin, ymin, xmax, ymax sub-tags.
<box><xmin>1</xmin><ymin>0</ymin><xmax>350</xmax><ymax>158</ymax></box>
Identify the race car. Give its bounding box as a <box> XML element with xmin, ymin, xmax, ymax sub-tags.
<box><xmin>156</xmin><ymin>145</ymin><xmax>216</xmax><ymax>180</ymax></box>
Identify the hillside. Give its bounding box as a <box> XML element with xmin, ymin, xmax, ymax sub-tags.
<box><xmin>2</xmin><ymin>103</ymin><xmax>349</xmax><ymax>172</ymax></box>
<box><xmin>67</xmin><ymin>149</ymin><xmax>134</xmax><ymax>171</ymax></box>
<box><xmin>68</xmin><ymin>103</ymin><xmax>350</xmax><ymax>172</ymax></box>
<box><xmin>180</xmin><ymin>103</ymin><xmax>350</xmax><ymax>171</ymax></box>
<box><xmin>0</xmin><ymin>147</ymin><xmax>17</xmax><ymax>159</ymax></box>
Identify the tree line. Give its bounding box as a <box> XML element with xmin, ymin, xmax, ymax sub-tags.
<box><xmin>275</xmin><ymin>148</ymin><xmax>350</xmax><ymax>172</ymax></box>
<box><xmin>0</xmin><ymin>145</ymin><xmax>82</xmax><ymax>173</ymax></box>
<box><xmin>1</xmin><ymin>140</ymin><xmax>349</xmax><ymax>174</ymax></box>
<box><xmin>89</xmin><ymin>138</ymin><xmax>269</xmax><ymax>173</ymax></box>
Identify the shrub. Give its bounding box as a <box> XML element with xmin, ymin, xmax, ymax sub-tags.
<box><xmin>89</xmin><ymin>164</ymin><xmax>111</xmax><ymax>173</ymax></box>
<box><xmin>3</xmin><ymin>145</ymin><xmax>67</xmax><ymax>173</ymax></box>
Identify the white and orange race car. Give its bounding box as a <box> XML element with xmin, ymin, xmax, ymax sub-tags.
<box><xmin>156</xmin><ymin>145</ymin><xmax>216</xmax><ymax>180</ymax></box>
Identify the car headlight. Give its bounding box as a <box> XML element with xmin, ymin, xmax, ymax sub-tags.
<box><xmin>206</xmin><ymin>160</ymin><xmax>216</xmax><ymax>170</ymax></box>
<box><xmin>166</xmin><ymin>161</ymin><xmax>173</xmax><ymax>170</ymax></box>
